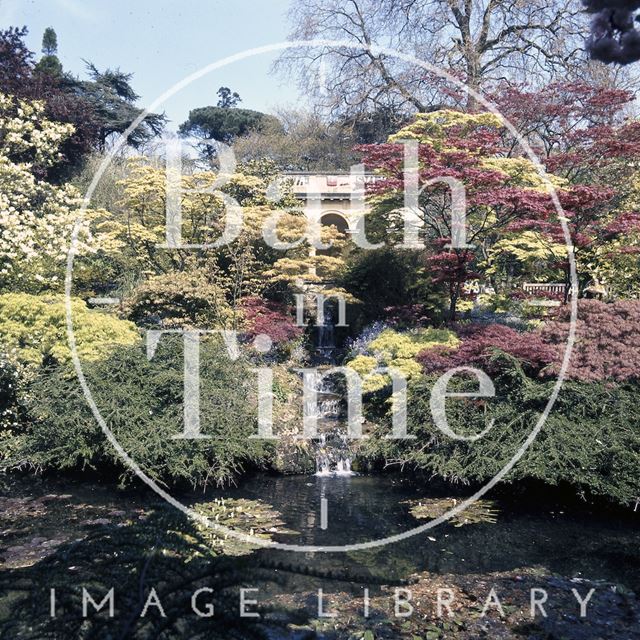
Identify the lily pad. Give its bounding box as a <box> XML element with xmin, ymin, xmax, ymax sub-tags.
<box><xmin>406</xmin><ymin>498</ymin><xmax>498</xmax><ymax>526</ymax></box>
<box><xmin>187</xmin><ymin>497</ymin><xmax>296</xmax><ymax>556</ymax></box>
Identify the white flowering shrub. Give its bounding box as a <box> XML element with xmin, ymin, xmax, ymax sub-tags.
<box><xmin>0</xmin><ymin>92</ymin><xmax>97</xmax><ymax>292</ymax></box>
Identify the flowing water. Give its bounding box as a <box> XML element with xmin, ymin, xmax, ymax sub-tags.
<box><xmin>309</xmin><ymin>307</ymin><xmax>356</xmax><ymax>477</ymax></box>
<box><xmin>309</xmin><ymin>379</ymin><xmax>355</xmax><ymax>477</ymax></box>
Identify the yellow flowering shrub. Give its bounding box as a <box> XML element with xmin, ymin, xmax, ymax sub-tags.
<box><xmin>346</xmin><ymin>355</ymin><xmax>378</xmax><ymax>377</ymax></box>
<box><xmin>0</xmin><ymin>293</ymin><xmax>139</xmax><ymax>369</ymax></box>
<box><xmin>455</xmin><ymin>298</ymin><xmax>475</xmax><ymax>313</ymax></box>
<box><xmin>346</xmin><ymin>327</ymin><xmax>459</xmax><ymax>392</ymax></box>
<box><xmin>389</xmin><ymin>110</ymin><xmax>503</xmax><ymax>151</ymax></box>
<box><xmin>369</xmin><ymin>328</ymin><xmax>459</xmax><ymax>360</ymax></box>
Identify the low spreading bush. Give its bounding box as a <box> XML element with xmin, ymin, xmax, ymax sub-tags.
<box><xmin>361</xmin><ymin>361</ymin><xmax>640</xmax><ymax>506</ymax></box>
<box><xmin>418</xmin><ymin>323</ymin><xmax>556</xmax><ymax>377</ymax></box>
<box><xmin>346</xmin><ymin>327</ymin><xmax>459</xmax><ymax>391</ymax></box>
<box><xmin>415</xmin><ymin>300</ymin><xmax>640</xmax><ymax>384</ymax></box>
<box><xmin>540</xmin><ymin>299</ymin><xmax>640</xmax><ymax>382</ymax></box>
<box><xmin>10</xmin><ymin>337</ymin><xmax>271</xmax><ymax>487</ymax></box>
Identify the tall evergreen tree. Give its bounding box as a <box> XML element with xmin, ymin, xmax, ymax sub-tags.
<box><xmin>0</xmin><ymin>27</ymin><xmax>166</xmax><ymax>173</ymax></box>
<box><xmin>41</xmin><ymin>26</ymin><xmax>57</xmax><ymax>55</ymax></box>
<box><xmin>35</xmin><ymin>26</ymin><xmax>62</xmax><ymax>76</ymax></box>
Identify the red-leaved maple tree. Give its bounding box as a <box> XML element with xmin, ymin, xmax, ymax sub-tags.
<box><xmin>359</xmin><ymin>83</ymin><xmax>640</xmax><ymax>313</ymax></box>
<box><xmin>358</xmin><ymin>114</ymin><xmax>552</xmax><ymax>320</ymax></box>
<box><xmin>239</xmin><ymin>297</ymin><xmax>302</xmax><ymax>346</ymax></box>
<box><xmin>417</xmin><ymin>323</ymin><xmax>556</xmax><ymax>377</ymax></box>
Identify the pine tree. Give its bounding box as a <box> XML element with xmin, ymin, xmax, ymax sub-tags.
<box><xmin>35</xmin><ymin>26</ymin><xmax>62</xmax><ymax>76</ymax></box>
<box><xmin>41</xmin><ymin>26</ymin><xmax>57</xmax><ymax>55</ymax></box>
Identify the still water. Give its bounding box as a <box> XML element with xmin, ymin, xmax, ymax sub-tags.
<box><xmin>198</xmin><ymin>473</ymin><xmax>640</xmax><ymax>592</ymax></box>
<box><xmin>1</xmin><ymin>472</ymin><xmax>638</xmax><ymax>639</ymax></box>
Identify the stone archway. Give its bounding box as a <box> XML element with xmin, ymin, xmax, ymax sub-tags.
<box><xmin>320</xmin><ymin>212</ymin><xmax>350</xmax><ymax>234</ymax></box>
<box><xmin>317</xmin><ymin>211</ymin><xmax>350</xmax><ymax>259</ymax></box>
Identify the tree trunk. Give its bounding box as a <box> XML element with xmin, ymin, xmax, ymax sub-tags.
<box><xmin>466</xmin><ymin>60</ymin><xmax>481</xmax><ymax>111</ymax></box>
<box><xmin>449</xmin><ymin>284</ymin><xmax>459</xmax><ymax>322</ymax></box>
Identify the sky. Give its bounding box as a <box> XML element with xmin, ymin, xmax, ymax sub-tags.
<box><xmin>0</xmin><ymin>0</ymin><xmax>307</xmax><ymax>131</ymax></box>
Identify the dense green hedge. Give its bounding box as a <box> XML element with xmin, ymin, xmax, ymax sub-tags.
<box><xmin>361</xmin><ymin>359</ymin><xmax>640</xmax><ymax>506</ymax></box>
<box><xmin>7</xmin><ymin>337</ymin><xmax>271</xmax><ymax>487</ymax></box>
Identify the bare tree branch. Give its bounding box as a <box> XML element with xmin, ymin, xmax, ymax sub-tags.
<box><xmin>275</xmin><ymin>0</ymin><xmax>593</xmax><ymax>119</ymax></box>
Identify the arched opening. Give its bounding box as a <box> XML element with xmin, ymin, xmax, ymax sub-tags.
<box><xmin>317</xmin><ymin>212</ymin><xmax>349</xmax><ymax>259</ymax></box>
<box><xmin>320</xmin><ymin>212</ymin><xmax>349</xmax><ymax>235</ymax></box>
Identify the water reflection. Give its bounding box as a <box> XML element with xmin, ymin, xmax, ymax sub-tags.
<box><xmin>198</xmin><ymin>474</ymin><xmax>640</xmax><ymax>592</ymax></box>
